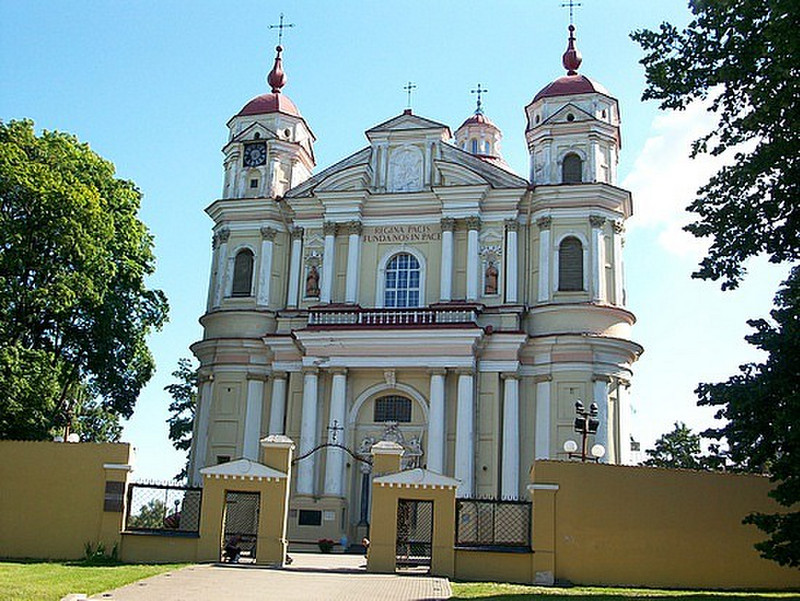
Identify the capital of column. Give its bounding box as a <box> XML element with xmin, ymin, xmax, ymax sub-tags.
<box><xmin>613</xmin><ymin>220</ymin><xmax>625</xmax><ymax>235</ymax></box>
<box><xmin>592</xmin><ymin>374</ymin><xmax>612</xmax><ymax>383</ymax></box>
<box><xmin>532</xmin><ymin>373</ymin><xmax>552</xmax><ymax>383</ymax></box>
<box><xmin>211</xmin><ymin>234</ymin><xmax>218</xmax><ymax>250</ymax></box>
<box><xmin>427</xmin><ymin>367</ymin><xmax>447</xmax><ymax>377</ymax></box>
<box><xmin>500</xmin><ymin>372</ymin><xmax>520</xmax><ymax>381</ymax></box>
<box><xmin>504</xmin><ymin>218</ymin><xmax>520</xmax><ymax>233</ymax></box>
<box><xmin>271</xmin><ymin>370</ymin><xmax>288</xmax><ymax>381</ymax></box>
<box><xmin>198</xmin><ymin>372</ymin><xmax>214</xmax><ymax>384</ymax></box>
<box><xmin>465</xmin><ymin>216</ymin><xmax>482</xmax><ymax>231</ymax></box>
<box><xmin>261</xmin><ymin>226</ymin><xmax>277</xmax><ymax>241</ymax></box>
<box><xmin>347</xmin><ymin>221</ymin><xmax>362</xmax><ymax>236</ymax></box>
<box><xmin>455</xmin><ymin>367</ymin><xmax>475</xmax><ymax>376</ymax></box>
<box><xmin>536</xmin><ymin>217</ymin><xmax>552</xmax><ymax>231</ymax></box>
<box><xmin>246</xmin><ymin>372</ymin><xmax>269</xmax><ymax>382</ymax></box>
<box><xmin>291</xmin><ymin>226</ymin><xmax>304</xmax><ymax>240</ymax></box>
<box><xmin>302</xmin><ymin>366</ymin><xmax>320</xmax><ymax>376</ymax></box>
<box><xmin>217</xmin><ymin>227</ymin><xmax>231</xmax><ymax>243</ymax></box>
<box><xmin>323</xmin><ymin>221</ymin><xmax>338</xmax><ymax>236</ymax></box>
<box><xmin>589</xmin><ymin>215</ymin><xmax>606</xmax><ymax>228</ymax></box>
<box><xmin>617</xmin><ymin>377</ymin><xmax>631</xmax><ymax>388</ymax></box>
<box><xmin>440</xmin><ymin>217</ymin><xmax>456</xmax><ymax>232</ymax></box>
<box><xmin>328</xmin><ymin>367</ymin><xmax>348</xmax><ymax>377</ymax></box>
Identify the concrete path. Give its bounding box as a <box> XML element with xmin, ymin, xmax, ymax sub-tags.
<box><xmin>88</xmin><ymin>554</ymin><xmax>451</xmax><ymax>601</ymax></box>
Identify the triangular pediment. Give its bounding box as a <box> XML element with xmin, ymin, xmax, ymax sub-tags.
<box><xmin>366</xmin><ymin>112</ymin><xmax>451</xmax><ymax>136</ymax></box>
<box><xmin>200</xmin><ymin>458</ymin><xmax>287</xmax><ymax>480</ymax></box>
<box><xmin>230</xmin><ymin>122</ymin><xmax>278</xmax><ymax>145</ymax></box>
<box><xmin>543</xmin><ymin>103</ymin><xmax>595</xmax><ymax>125</ymax></box>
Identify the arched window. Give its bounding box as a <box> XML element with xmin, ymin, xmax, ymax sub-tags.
<box><xmin>374</xmin><ymin>395</ymin><xmax>412</xmax><ymax>423</ymax></box>
<box><xmin>483</xmin><ymin>140</ymin><xmax>491</xmax><ymax>155</ymax></box>
<box><xmin>471</xmin><ymin>139</ymin><xmax>479</xmax><ymax>154</ymax></box>
<box><xmin>558</xmin><ymin>237</ymin><xmax>583</xmax><ymax>291</ymax></box>
<box><xmin>231</xmin><ymin>249</ymin><xmax>254</xmax><ymax>296</ymax></box>
<box><xmin>562</xmin><ymin>153</ymin><xmax>583</xmax><ymax>184</ymax></box>
<box><xmin>384</xmin><ymin>253</ymin><xmax>421</xmax><ymax>307</ymax></box>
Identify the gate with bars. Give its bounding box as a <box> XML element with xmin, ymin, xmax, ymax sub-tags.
<box><xmin>222</xmin><ymin>491</ymin><xmax>260</xmax><ymax>562</ymax></box>
<box><xmin>395</xmin><ymin>499</ymin><xmax>434</xmax><ymax>571</ymax></box>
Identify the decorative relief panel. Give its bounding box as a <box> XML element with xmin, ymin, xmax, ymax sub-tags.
<box><xmin>388</xmin><ymin>145</ymin><xmax>423</xmax><ymax>192</ymax></box>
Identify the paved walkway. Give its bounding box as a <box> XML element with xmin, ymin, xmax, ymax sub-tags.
<box><xmin>88</xmin><ymin>554</ymin><xmax>451</xmax><ymax>601</ymax></box>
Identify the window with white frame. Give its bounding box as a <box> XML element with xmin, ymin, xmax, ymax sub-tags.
<box><xmin>374</xmin><ymin>395</ymin><xmax>412</xmax><ymax>423</ymax></box>
<box><xmin>384</xmin><ymin>253</ymin><xmax>421</xmax><ymax>307</ymax></box>
<box><xmin>558</xmin><ymin>236</ymin><xmax>584</xmax><ymax>291</ymax></box>
<box><xmin>231</xmin><ymin>249</ymin><xmax>254</xmax><ymax>296</ymax></box>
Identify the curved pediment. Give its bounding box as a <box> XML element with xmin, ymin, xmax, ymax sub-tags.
<box><xmin>316</xmin><ymin>163</ymin><xmax>373</xmax><ymax>192</ymax></box>
<box><xmin>435</xmin><ymin>160</ymin><xmax>490</xmax><ymax>186</ymax></box>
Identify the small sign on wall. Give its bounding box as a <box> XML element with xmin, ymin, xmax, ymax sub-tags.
<box><xmin>323</xmin><ymin>510</ymin><xmax>336</xmax><ymax>522</ymax></box>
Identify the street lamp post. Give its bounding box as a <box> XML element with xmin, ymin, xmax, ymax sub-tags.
<box><xmin>563</xmin><ymin>400</ymin><xmax>606</xmax><ymax>462</ymax></box>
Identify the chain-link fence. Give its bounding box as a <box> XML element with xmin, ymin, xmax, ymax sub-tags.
<box><xmin>455</xmin><ymin>498</ymin><xmax>531</xmax><ymax>549</ymax></box>
<box><xmin>125</xmin><ymin>483</ymin><xmax>202</xmax><ymax>534</ymax></box>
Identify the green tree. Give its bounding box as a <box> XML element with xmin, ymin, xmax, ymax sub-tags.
<box><xmin>127</xmin><ymin>498</ymin><xmax>168</xmax><ymax>530</ymax></box>
<box><xmin>165</xmin><ymin>358</ymin><xmax>197</xmax><ymax>481</ymax></box>
<box><xmin>632</xmin><ymin>0</ymin><xmax>799</xmax><ymax>290</ymax></box>
<box><xmin>0</xmin><ymin>119</ymin><xmax>169</xmax><ymax>441</ymax></box>
<box><xmin>696</xmin><ymin>267</ymin><xmax>800</xmax><ymax>567</ymax></box>
<box><xmin>633</xmin><ymin>1</ymin><xmax>799</xmax><ymax>567</ymax></box>
<box><xmin>642</xmin><ymin>422</ymin><xmax>704</xmax><ymax>469</ymax></box>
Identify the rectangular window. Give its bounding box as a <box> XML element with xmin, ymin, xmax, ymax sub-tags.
<box><xmin>374</xmin><ymin>396</ymin><xmax>412</xmax><ymax>423</ymax></box>
<box><xmin>298</xmin><ymin>509</ymin><xmax>322</xmax><ymax>526</ymax></box>
<box><xmin>250</xmin><ymin>179</ymin><xmax>258</xmax><ymax>188</ymax></box>
<box><xmin>216</xmin><ymin>455</ymin><xmax>231</xmax><ymax>464</ymax></box>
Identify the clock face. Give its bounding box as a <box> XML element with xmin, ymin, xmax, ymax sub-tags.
<box><xmin>243</xmin><ymin>142</ymin><xmax>267</xmax><ymax>167</ymax></box>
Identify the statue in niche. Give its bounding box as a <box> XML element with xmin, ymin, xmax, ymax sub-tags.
<box><xmin>485</xmin><ymin>261</ymin><xmax>499</xmax><ymax>295</ymax></box>
<box><xmin>305</xmin><ymin>264</ymin><xmax>320</xmax><ymax>297</ymax></box>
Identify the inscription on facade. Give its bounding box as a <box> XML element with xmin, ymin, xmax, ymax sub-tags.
<box><xmin>362</xmin><ymin>225</ymin><xmax>441</xmax><ymax>243</ymax></box>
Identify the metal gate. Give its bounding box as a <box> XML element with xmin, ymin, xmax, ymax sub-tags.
<box><xmin>395</xmin><ymin>499</ymin><xmax>433</xmax><ymax>571</ymax></box>
<box><xmin>222</xmin><ymin>491</ymin><xmax>260</xmax><ymax>563</ymax></box>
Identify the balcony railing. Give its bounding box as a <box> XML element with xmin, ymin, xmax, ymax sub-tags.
<box><xmin>307</xmin><ymin>306</ymin><xmax>479</xmax><ymax>327</ymax></box>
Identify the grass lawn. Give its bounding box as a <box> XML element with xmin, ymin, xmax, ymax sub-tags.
<box><xmin>0</xmin><ymin>560</ymin><xmax>187</xmax><ymax>601</ymax></box>
<box><xmin>450</xmin><ymin>582</ymin><xmax>800</xmax><ymax>600</ymax></box>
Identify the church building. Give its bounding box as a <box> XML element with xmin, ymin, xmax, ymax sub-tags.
<box><xmin>189</xmin><ymin>23</ymin><xmax>642</xmax><ymax>546</ymax></box>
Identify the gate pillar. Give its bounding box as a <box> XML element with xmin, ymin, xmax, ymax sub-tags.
<box><xmin>368</xmin><ymin>442</ymin><xmax>460</xmax><ymax>577</ymax></box>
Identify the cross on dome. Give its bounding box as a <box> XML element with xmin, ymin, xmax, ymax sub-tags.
<box><xmin>471</xmin><ymin>83</ymin><xmax>488</xmax><ymax>115</ymax></box>
<box><xmin>560</xmin><ymin>0</ymin><xmax>582</xmax><ymax>26</ymax></box>
<box><xmin>269</xmin><ymin>12</ymin><xmax>295</xmax><ymax>47</ymax></box>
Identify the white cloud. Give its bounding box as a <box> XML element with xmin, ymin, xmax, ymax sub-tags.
<box><xmin>622</xmin><ymin>100</ymin><xmax>724</xmax><ymax>259</ymax></box>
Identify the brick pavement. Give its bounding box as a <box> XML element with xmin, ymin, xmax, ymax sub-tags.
<box><xmin>86</xmin><ymin>555</ymin><xmax>451</xmax><ymax>601</ymax></box>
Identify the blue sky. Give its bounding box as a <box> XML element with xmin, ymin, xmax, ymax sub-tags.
<box><xmin>1</xmin><ymin>1</ymin><xmax>788</xmax><ymax>479</ymax></box>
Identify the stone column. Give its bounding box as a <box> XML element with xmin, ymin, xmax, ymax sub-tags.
<box><xmin>590</xmin><ymin>216</ymin><xmax>606</xmax><ymax>302</ymax></box>
<box><xmin>257</xmin><ymin>227</ymin><xmax>276</xmax><ymax>307</ymax></box>
<box><xmin>455</xmin><ymin>369</ymin><xmax>475</xmax><ymax>497</ymax></box>
<box><xmin>286</xmin><ymin>227</ymin><xmax>303</xmax><ymax>308</ymax></box>
<box><xmin>466</xmin><ymin>216</ymin><xmax>481</xmax><ymax>302</ymax></box>
<box><xmin>297</xmin><ymin>368</ymin><xmax>319</xmax><ymax>495</ymax></box>
<box><xmin>320</xmin><ymin>221</ymin><xmax>337</xmax><ymax>304</ymax></box>
<box><xmin>324</xmin><ymin>369</ymin><xmax>348</xmax><ymax>497</ymax></box>
<box><xmin>536</xmin><ymin>218</ymin><xmax>551</xmax><ymax>303</ymax></box>
<box><xmin>213</xmin><ymin>228</ymin><xmax>230</xmax><ymax>307</ymax></box>
<box><xmin>206</xmin><ymin>233</ymin><xmax>218</xmax><ymax>311</ymax></box>
<box><xmin>505</xmin><ymin>219</ymin><xmax>519</xmax><ymax>304</ymax></box>
<box><xmin>345</xmin><ymin>221</ymin><xmax>362</xmax><ymax>304</ymax></box>
<box><xmin>501</xmin><ymin>373</ymin><xmax>520</xmax><ymax>499</ymax></box>
<box><xmin>440</xmin><ymin>218</ymin><xmax>455</xmax><ymax>302</ymax></box>
<box><xmin>613</xmin><ymin>221</ymin><xmax>625</xmax><ymax>306</ymax></box>
<box><xmin>427</xmin><ymin>369</ymin><xmax>446</xmax><ymax>474</ymax></box>
<box><xmin>534</xmin><ymin>375</ymin><xmax>551</xmax><ymax>459</ymax></box>
<box><xmin>593</xmin><ymin>376</ymin><xmax>610</xmax><ymax>463</ymax></box>
<box><xmin>268</xmin><ymin>371</ymin><xmax>288</xmax><ymax>435</ymax></box>
<box><xmin>190</xmin><ymin>376</ymin><xmax>214</xmax><ymax>486</ymax></box>
<box><xmin>243</xmin><ymin>374</ymin><xmax>266</xmax><ymax>461</ymax></box>
<box><xmin>617</xmin><ymin>379</ymin><xmax>631</xmax><ymax>465</ymax></box>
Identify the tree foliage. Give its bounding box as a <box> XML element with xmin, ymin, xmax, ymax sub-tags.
<box><xmin>642</xmin><ymin>422</ymin><xmax>704</xmax><ymax>470</ymax></box>
<box><xmin>632</xmin><ymin>0</ymin><xmax>799</xmax><ymax>290</ymax></box>
<box><xmin>0</xmin><ymin>119</ymin><xmax>168</xmax><ymax>441</ymax></box>
<box><xmin>165</xmin><ymin>358</ymin><xmax>197</xmax><ymax>481</ymax></box>
<box><xmin>633</xmin><ymin>1</ymin><xmax>800</xmax><ymax>567</ymax></box>
<box><xmin>696</xmin><ymin>267</ymin><xmax>800</xmax><ymax>567</ymax></box>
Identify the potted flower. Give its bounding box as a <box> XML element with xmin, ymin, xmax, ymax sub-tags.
<box><xmin>317</xmin><ymin>538</ymin><xmax>335</xmax><ymax>553</ymax></box>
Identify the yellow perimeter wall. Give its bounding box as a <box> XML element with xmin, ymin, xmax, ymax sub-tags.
<box><xmin>0</xmin><ymin>440</ymin><xmax>131</xmax><ymax>560</ymax></box>
<box><xmin>532</xmin><ymin>460</ymin><xmax>800</xmax><ymax>589</ymax></box>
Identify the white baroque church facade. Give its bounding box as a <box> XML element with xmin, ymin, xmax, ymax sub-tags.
<box><xmin>189</xmin><ymin>26</ymin><xmax>642</xmax><ymax>545</ymax></box>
